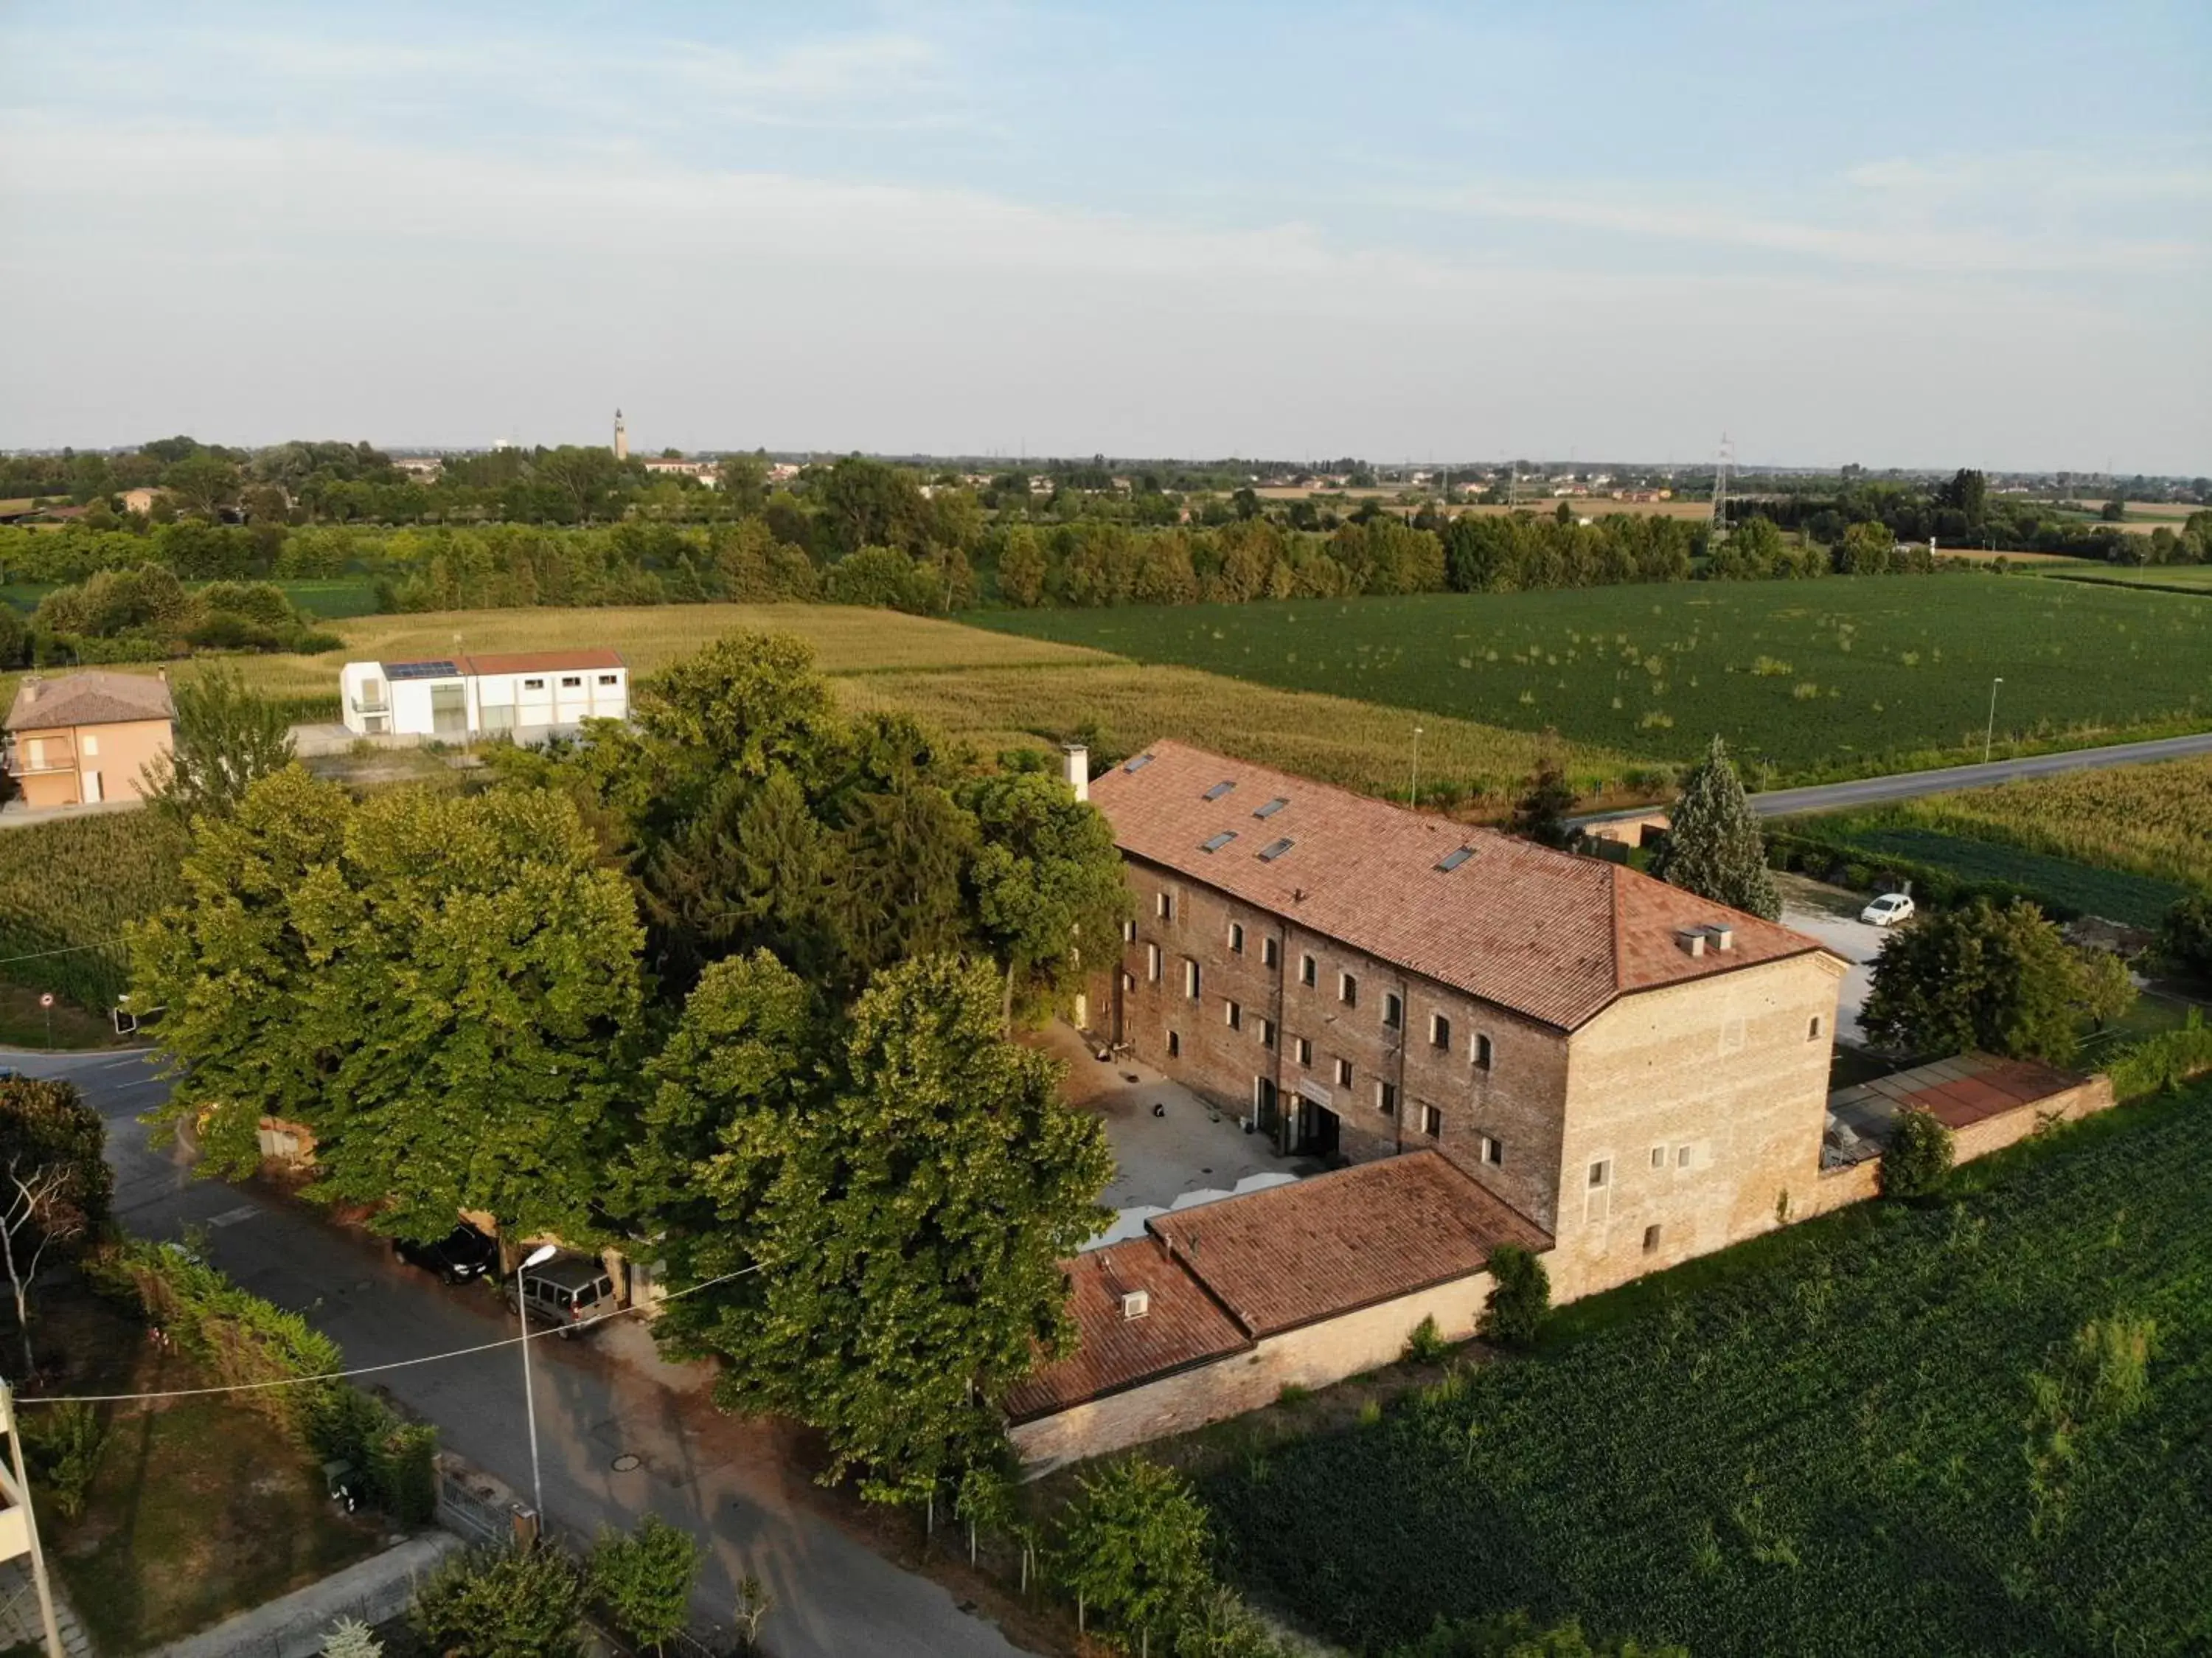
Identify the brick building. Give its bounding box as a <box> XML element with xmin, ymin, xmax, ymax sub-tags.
<box><xmin>1082</xmin><ymin>740</ymin><xmax>1846</xmax><ymax>1300</ymax></box>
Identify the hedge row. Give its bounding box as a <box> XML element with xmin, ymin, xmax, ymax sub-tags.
<box><xmin>94</xmin><ymin>1238</ymin><xmax>436</xmax><ymax>1522</ymax></box>
<box><xmin>2105</xmin><ymin>1011</ymin><xmax>2212</xmax><ymax>1103</ymax></box>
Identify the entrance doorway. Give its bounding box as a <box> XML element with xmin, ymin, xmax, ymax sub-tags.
<box><xmin>1293</xmin><ymin>1097</ymin><xmax>1340</xmax><ymax>1159</ymax></box>
<box><xmin>1253</xmin><ymin>1076</ymin><xmax>1279</xmax><ymax>1139</ymax></box>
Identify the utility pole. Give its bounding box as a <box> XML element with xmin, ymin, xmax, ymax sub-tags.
<box><xmin>1983</xmin><ymin>677</ymin><xmax>2004</xmax><ymax>764</ymax></box>
<box><xmin>1408</xmin><ymin>726</ymin><xmax>1424</xmax><ymax>810</ymax></box>
<box><xmin>0</xmin><ymin>1381</ymin><xmax>66</xmax><ymax>1658</ymax></box>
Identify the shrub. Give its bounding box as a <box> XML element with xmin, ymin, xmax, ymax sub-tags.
<box><xmin>2104</xmin><ymin>1010</ymin><xmax>2212</xmax><ymax>1100</ymax></box>
<box><xmin>1391</xmin><ymin>1612</ymin><xmax>1687</xmax><ymax>1657</ymax></box>
<box><xmin>411</xmin><ymin>1545</ymin><xmax>587</xmax><ymax>1658</ymax></box>
<box><xmin>1055</xmin><ymin>1457</ymin><xmax>1214</xmax><ymax>1646</ymax></box>
<box><xmin>1879</xmin><ymin>1106</ymin><xmax>1955</xmax><ymax>1200</ymax></box>
<box><xmin>590</xmin><ymin>1515</ymin><xmax>700</xmax><ymax>1657</ymax></box>
<box><xmin>320</xmin><ymin>1617</ymin><xmax>383</xmax><ymax>1658</ymax></box>
<box><xmin>2160</xmin><ymin>892</ymin><xmax>2212</xmax><ymax>979</ymax></box>
<box><xmin>1478</xmin><ymin>1244</ymin><xmax>1550</xmax><ymax>1349</ymax></box>
<box><xmin>1402</xmin><ymin>1314</ymin><xmax>1451</xmax><ymax>1364</ymax></box>
<box><xmin>23</xmin><ymin>1400</ymin><xmax>108</xmax><ymax>1522</ymax></box>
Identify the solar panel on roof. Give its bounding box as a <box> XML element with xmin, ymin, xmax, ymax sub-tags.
<box><xmin>1124</xmin><ymin>753</ymin><xmax>1155</xmax><ymax>773</ymax></box>
<box><xmin>1200</xmin><ymin>831</ymin><xmax>1237</xmax><ymax>853</ymax></box>
<box><xmin>385</xmin><ymin>660</ymin><xmax>459</xmax><ymax>680</ymax></box>
<box><xmin>1253</xmin><ymin>797</ymin><xmax>1290</xmax><ymax>819</ymax></box>
<box><xmin>1436</xmin><ymin>847</ymin><xmax>1475</xmax><ymax>873</ymax></box>
<box><xmin>1203</xmin><ymin>780</ymin><xmax>1236</xmax><ymax>801</ymax></box>
<box><xmin>1257</xmin><ymin>837</ymin><xmax>1294</xmax><ymax>861</ymax></box>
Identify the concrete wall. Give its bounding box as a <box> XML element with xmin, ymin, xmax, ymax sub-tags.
<box><xmin>1112</xmin><ymin>856</ymin><xmax>1572</xmax><ymax>1231</ymax></box>
<box><xmin>1011</xmin><ymin>1267</ymin><xmax>1498</xmax><ymax>1475</ymax></box>
<box><xmin>1548</xmin><ymin>951</ymin><xmax>1844</xmax><ymax>1300</ymax></box>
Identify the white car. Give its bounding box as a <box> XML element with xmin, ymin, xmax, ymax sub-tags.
<box><xmin>1860</xmin><ymin>892</ymin><xmax>1916</xmax><ymax>926</ymax></box>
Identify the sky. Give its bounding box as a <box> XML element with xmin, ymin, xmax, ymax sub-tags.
<box><xmin>1</xmin><ymin>2</ymin><xmax>2207</xmax><ymax>472</ymax></box>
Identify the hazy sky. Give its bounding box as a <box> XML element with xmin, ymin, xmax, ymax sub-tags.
<box><xmin>2</xmin><ymin>2</ymin><xmax>2207</xmax><ymax>471</ymax></box>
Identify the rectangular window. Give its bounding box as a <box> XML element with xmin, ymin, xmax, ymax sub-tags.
<box><xmin>1156</xmin><ymin>892</ymin><xmax>1173</xmax><ymax>920</ymax></box>
<box><xmin>524</xmin><ymin>678</ymin><xmax>546</xmax><ymax>690</ymax></box>
<box><xmin>1183</xmin><ymin>959</ymin><xmax>1201</xmax><ymax>1000</ymax></box>
<box><xmin>1334</xmin><ymin>1057</ymin><xmax>1353</xmax><ymax>1088</ymax></box>
<box><xmin>81</xmin><ymin>733</ymin><xmax>99</xmax><ymax>757</ymax></box>
<box><xmin>1262</xmin><ymin>937</ymin><xmax>1280</xmax><ymax>968</ymax></box>
<box><xmin>1167</xmin><ymin>1031</ymin><xmax>1181</xmax><ymax>1059</ymax></box>
<box><xmin>1382</xmin><ymin>991</ymin><xmax>1402</xmax><ymax>1029</ymax></box>
<box><xmin>1229</xmin><ymin>921</ymin><xmax>1245</xmax><ymax>954</ymax></box>
<box><xmin>1430</xmin><ymin>1012</ymin><xmax>1451</xmax><ymax>1050</ymax></box>
<box><xmin>1293</xmin><ymin>1035</ymin><xmax>1312</xmax><ymax>1066</ymax></box>
<box><xmin>1225</xmin><ymin>999</ymin><xmax>1242</xmax><ymax>1031</ymax></box>
<box><xmin>1809</xmin><ymin>1016</ymin><xmax>1823</xmax><ymax>1041</ymax></box>
<box><xmin>1338</xmin><ymin>972</ymin><xmax>1358</xmax><ymax>1007</ymax></box>
<box><xmin>1299</xmin><ymin>954</ymin><xmax>1317</xmax><ymax>988</ymax></box>
<box><xmin>1651</xmin><ymin>1146</ymin><xmax>1668</xmax><ymax>1170</ymax></box>
<box><xmin>597</xmin><ymin>673</ymin><xmax>619</xmax><ymax>686</ymax></box>
<box><xmin>1677</xmin><ymin>1145</ymin><xmax>1693</xmax><ymax>1169</ymax></box>
<box><xmin>1420</xmin><ymin>1103</ymin><xmax>1443</xmax><ymax>1137</ymax></box>
<box><xmin>1200</xmin><ymin>831</ymin><xmax>1237</xmax><ymax>853</ymax></box>
<box><xmin>1643</xmin><ymin>1224</ymin><xmax>1662</xmax><ymax>1255</ymax></box>
<box><xmin>1481</xmin><ymin>1135</ymin><xmax>1503</xmax><ymax>1165</ymax></box>
<box><xmin>1588</xmin><ymin>1159</ymin><xmax>1611</xmax><ymax>1190</ymax></box>
<box><xmin>1259</xmin><ymin>1018</ymin><xmax>1276</xmax><ymax>1050</ymax></box>
<box><xmin>1473</xmin><ymin>1033</ymin><xmax>1494</xmax><ymax>1071</ymax></box>
<box><xmin>560</xmin><ymin>676</ymin><xmax>582</xmax><ymax>688</ymax></box>
<box><xmin>1377</xmin><ymin>1081</ymin><xmax>1397</xmax><ymax>1115</ymax></box>
<box><xmin>1122</xmin><ymin>919</ymin><xmax>1137</xmax><ymax>943</ymax></box>
<box><xmin>1147</xmin><ymin>943</ymin><xmax>1162</xmax><ymax>983</ymax></box>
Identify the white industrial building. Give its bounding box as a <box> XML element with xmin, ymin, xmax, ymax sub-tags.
<box><xmin>339</xmin><ymin>650</ymin><xmax>628</xmax><ymax>741</ymax></box>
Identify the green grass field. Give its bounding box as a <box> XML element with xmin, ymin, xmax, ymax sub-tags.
<box><xmin>2029</xmin><ymin>563</ymin><xmax>2212</xmax><ymax>594</ymax></box>
<box><xmin>1202</xmin><ymin>1083</ymin><xmax>2212</xmax><ymax>1656</ymax></box>
<box><xmin>971</xmin><ymin>577</ymin><xmax>2212</xmax><ymax>781</ymax></box>
<box><xmin>1796</xmin><ymin>822</ymin><xmax>2190</xmax><ymax>928</ymax></box>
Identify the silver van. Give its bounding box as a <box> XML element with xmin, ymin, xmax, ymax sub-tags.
<box><xmin>514</xmin><ymin>1254</ymin><xmax>616</xmax><ymax>1337</ymax></box>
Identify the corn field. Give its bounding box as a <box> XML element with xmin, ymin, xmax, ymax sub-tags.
<box><xmin>1205</xmin><ymin>1085</ymin><xmax>2212</xmax><ymax>1655</ymax></box>
<box><xmin>0</xmin><ymin>811</ymin><xmax>182</xmax><ymax>1010</ymax></box>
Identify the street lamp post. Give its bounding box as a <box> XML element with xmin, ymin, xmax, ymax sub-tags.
<box><xmin>1408</xmin><ymin>726</ymin><xmax>1424</xmax><ymax>809</ymax></box>
<box><xmin>516</xmin><ymin>1242</ymin><xmax>558</xmax><ymax>1528</ymax></box>
<box><xmin>1983</xmin><ymin>677</ymin><xmax>2004</xmax><ymax>764</ymax></box>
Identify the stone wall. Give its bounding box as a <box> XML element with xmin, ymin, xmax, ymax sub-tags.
<box><xmin>1010</xmin><ymin>1267</ymin><xmax>1498</xmax><ymax>1476</ymax></box>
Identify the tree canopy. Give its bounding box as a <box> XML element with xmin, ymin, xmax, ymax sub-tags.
<box><xmin>1860</xmin><ymin>898</ymin><xmax>2124</xmax><ymax>1066</ymax></box>
<box><xmin>1650</xmin><ymin>736</ymin><xmax>1779</xmax><ymax>920</ymax></box>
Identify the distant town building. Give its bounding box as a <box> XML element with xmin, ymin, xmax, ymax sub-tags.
<box><xmin>118</xmin><ymin>486</ymin><xmax>163</xmax><ymax>516</ymax></box>
<box><xmin>339</xmin><ymin>651</ymin><xmax>628</xmax><ymax>742</ymax></box>
<box><xmin>3</xmin><ymin>670</ymin><xmax>175</xmax><ymax>808</ymax></box>
<box><xmin>639</xmin><ymin>457</ymin><xmax>719</xmax><ymax>485</ymax></box>
<box><xmin>613</xmin><ymin>409</ymin><xmax>628</xmax><ymax>462</ymax></box>
<box><xmin>391</xmin><ymin>457</ymin><xmax>444</xmax><ymax>482</ymax></box>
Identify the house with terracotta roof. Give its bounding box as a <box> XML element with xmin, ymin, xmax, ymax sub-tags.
<box><xmin>4</xmin><ymin>670</ymin><xmax>175</xmax><ymax>808</ymax></box>
<box><xmin>1077</xmin><ymin>740</ymin><xmax>1848</xmax><ymax>1303</ymax></box>
<box><xmin>338</xmin><ymin>651</ymin><xmax>627</xmax><ymax>741</ymax></box>
<box><xmin>1008</xmin><ymin>1151</ymin><xmax>1550</xmax><ymax>1471</ymax></box>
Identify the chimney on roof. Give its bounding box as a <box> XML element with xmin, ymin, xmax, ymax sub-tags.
<box><xmin>1708</xmin><ymin>923</ymin><xmax>1735</xmax><ymax>952</ymax></box>
<box><xmin>1675</xmin><ymin>927</ymin><xmax>1706</xmax><ymax>959</ymax></box>
<box><xmin>1062</xmin><ymin>742</ymin><xmax>1089</xmax><ymax>803</ymax></box>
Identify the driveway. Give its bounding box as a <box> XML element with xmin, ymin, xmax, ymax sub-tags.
<box><xmin>10</xmin><ymin>1048</ymin><xmax>1032</xmax><ymax>1658</ymax></box>
<box><xmin>1776</xmin><ymin>873</ymin><xmax>1896</xmax><ymax>1048</ymax></box>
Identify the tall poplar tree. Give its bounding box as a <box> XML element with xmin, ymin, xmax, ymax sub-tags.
<box><xmin>1652</xmin><ymin>736</ymin><xmax>1780</xmax><ymax>920</ymax></box>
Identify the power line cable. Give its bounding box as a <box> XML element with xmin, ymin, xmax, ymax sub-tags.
<box><xmin>18</xmin><ymin>1260</ymin><xmax>765</xmax><ymax>1409</ymax></box>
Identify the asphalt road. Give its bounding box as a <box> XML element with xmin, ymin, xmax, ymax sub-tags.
<box><xmin>9</xmin><ymin>1047</ymin><xmax>1031</xmax><ymax>1658</ymax></box>
<box><xmin>1572</xmin><ymin>729</ymin><xmax>2212</xmax><ymax>828</ymax></box>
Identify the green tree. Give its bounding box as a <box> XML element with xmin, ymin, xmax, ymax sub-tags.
<box><xmin>161</xmin><ymin>451</ymin><xmax>242</xmax><ymax>520</ymax></box>
<box><xmin>961</xmin><ymin>768</ymin><xmax>1132</xmax><ymax>1024</ymax></box>
<box><xmin>1056</xmin><ymin>1458</ymin><xmax>1214</xmax><ymax>1652</ymax></box>
<box><xmin>590</xmin><ymin>1515</ymin><xmax>701</xmax><ymax>1657</ymax></box>
<box><xmin>1861</xmin><ymin>898</ymin><xmax>2093</xmax><ymax>1065</ymax></box>
<box><xmin>998</xmin><ymin>527</ymin><xmax>1048</xmax><ymax>606</ymax></box>
<box><xmin>143</xmin><ymin>666</ymin><xmax>296</xmax><ymax>828</ymax></box>
<box><xmin>0</xmin><ymin>1077</ymin><xmax>113</xmax><ymax>1371</ymax></box>
<box><xmin>651</xmin><ymin>954</ymin><xmax>1112</xmax><ymax>1502</ymax></box>
<box><xmin>2100</xmin><ymin>498</ymin><xmax>2127</xmax><ymax>522</ymax></box>
<box><xmin>1650</xmin><ymin>736</ymin><xmax>1779</xmax><ymax>920</ymax></box>
<box><xmin>319</xmin><ymin>1617</ymin><xmax>383</xmax><ymax>1658</ymax></box>
<box><xmin>2157</xmin><ymin>892</ymin><xmax>2212</xmax><ymax>979</ymax></box>
<box><xmin>1839</xmin><ymin>519</ymin><xmax>1893</xmax><ymax>575</ymax></box>
<box><xmin>411</xmin><ymin>1545</ymin><xmax>587</xmax><ymax>1658</ymax></box>
<box><xmin>1478</xmin><ymin>1243</ymin><xmax>1550</xmax><ymax>1349</ymax></box>
<box><xmin>133</xmin><ymin>774</ymin><xmax>645</xmax><ymax>1242</ymax></box>
<box><xmin>1506</xmin><ymin>755</ymin><xmax>1578</xmax><ymax>850</ymax></box>
<box><xmin>1878</xmin><ymin>1104</ymin><xmax>1954</xmax><ymax>1199</ymax></box>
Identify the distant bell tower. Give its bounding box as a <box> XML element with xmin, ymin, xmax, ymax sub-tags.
<box><xmin>613</xmin><ymin>409</ymin><xmax>628</xmax><ymax>462</ymax></box>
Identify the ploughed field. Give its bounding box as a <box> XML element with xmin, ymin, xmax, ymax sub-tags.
<box><xmin>970</xmin><ymin>578</ymin><xmax>2212</xmax><ymax>782</ymax></box>
<box><xmin>1204</xmin><ymin>1085</ymin><xmax>2212</xmax><ymax>1657</ymax></box>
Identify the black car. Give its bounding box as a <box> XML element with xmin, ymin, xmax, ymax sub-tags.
<box><xmin>393</xmin><ymin>1222</ymin><xmax>499</xmax><ymax>1285</ymax></box>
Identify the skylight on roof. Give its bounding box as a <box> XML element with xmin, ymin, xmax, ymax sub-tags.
<box><xmin>1253</xmin><ymin>797</ymin><xmax>1290</xmax><ymax>819</ymax></box>
<box><xmin>1257</xmin><ymin>837</ymin><xmax>1294</xmax><ymax>861</ymax></box>
<box><xmin>1436</xmin><ymin>847</ymin><xmax>1475</xmax><ymax>873</ymax></box>
<box><xmin>1123</xmin><ymin>753</ymin><xmax>1155</xmax><ymax>773</ymax></box>
<box><xmin>1200</xmin><ymin>831</ymin><xmax>1237</xmax><ymax>853</ymax></box>
<box><xmin>1203</xmin><ymin>780</ymin><xmax>1236</xmax><ymax>801</ymax></box>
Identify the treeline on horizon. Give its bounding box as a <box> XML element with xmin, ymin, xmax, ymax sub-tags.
<box><xmin>4</xmin><ymin>445</ymin><xmax>2210</xmax><ymax>673</ymax></box>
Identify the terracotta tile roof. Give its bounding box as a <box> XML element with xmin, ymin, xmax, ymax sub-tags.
<box><xmin>1091</xmin><ymin>739</ymin><xmax>1825</xmax><ymax>1030</ymax></box>
<box><xmin>1148</xmin><ymin>1152</ymin><xmax>1551</xmax><ymax>1338</ymax></box>
<box><xmin>1002</xmin><ymin>1238</ymin><xmax>1250</xmax><ymax>1421</ymax></box>
<box><xmin>5</xmin><ymin>670</ymin><xmax>174</xmax><ymax>732</ymax></box>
